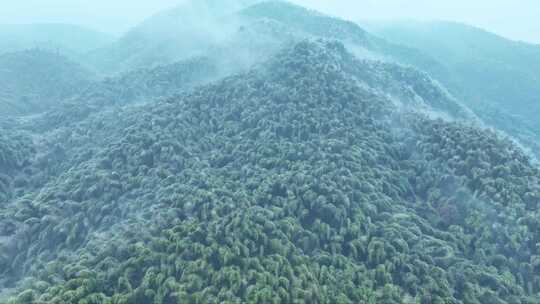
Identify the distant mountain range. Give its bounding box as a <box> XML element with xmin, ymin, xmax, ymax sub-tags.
<box><xmin>84</xmin><ymin>1</ymin><xmax>444</xmax><ymax>76</ymax></box>
<box><xmin>363</xmin><ymin>20</ymin><xmax>540</xmax><ymax>158</ymax></box>
<box><xmin>0</xmin><ymin>49</ymin><xmax>97</xmax><ymax>116</ymax></box>
<box><xmin>0</xmin><ymin>23</ymin><xmax>114</xmax><ymax>55</ymax></box>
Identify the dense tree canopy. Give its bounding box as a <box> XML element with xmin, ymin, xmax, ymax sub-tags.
<box><xmin>2</xmin><ymin>40</ymin><xmax>539</xmax><ymax>303</ymax></box>
<box><xmin>0</xmin><ymin>49</ymin><xmax>97</xmax><ymax>116</ymax></box>
<box><xmin>1</xmin><ymin>1</ymin><xmax>540</xmax><ymax>303</ymax></box>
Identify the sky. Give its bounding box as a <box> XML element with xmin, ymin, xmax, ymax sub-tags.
<box><xmin>1</xmin><ymin>0</ymin><xmax>539</xmax><ymax>44</ymax></box>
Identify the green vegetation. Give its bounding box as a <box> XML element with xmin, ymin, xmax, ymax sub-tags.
<box><xmin>85</xmin><ymin>0</ymin><xmax>443</xmax><ymax>77</ymax></box>
<box><xmin>1</xmin><ymin>2</ymin><xmax>540</xmax><ymax>303</ymax></box>
<box><xmin>241</xmin><ymin>1</ymin><xmax>448</xmax><ymax>79</ymax></box>
<box><xmin>27</xmin><ymin>56</ymin><xmax>237</xmax><ymax>134</ymax></box>
<box><xmin>2</xmin><ymin>40</ymin><xmax>539</xmax><ymax>303</ymax></box>
<box><xmin>363</xmin><ymin>21</ymin><xmax>540</xmax><ymax>158</ymax></box>
<box><xmin>0</xmin><ymin>49</ymin><xmax>97</xmax><ymax>116</ymax></box>
<box><xmin>0</xmin><ymin>126</ymin><xmax>33</xmax><ymax>202</ymax></box>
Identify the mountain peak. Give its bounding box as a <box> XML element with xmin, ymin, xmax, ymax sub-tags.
<box><xmin>241</xmin><ymin>1</ymin><xmax>368</xmax><ymax>43</ymax></box>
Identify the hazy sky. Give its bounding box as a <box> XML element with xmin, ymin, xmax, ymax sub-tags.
<box><xmin>1</xmin><ymin>0</ymin><xmax>539</xmax><ymax>43</ymax></box>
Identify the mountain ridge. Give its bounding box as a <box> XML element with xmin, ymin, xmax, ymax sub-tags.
<box><xmin>361</xmin><ymin>20</ymin><xmax>540</xmax><ymax>160</ymax></box>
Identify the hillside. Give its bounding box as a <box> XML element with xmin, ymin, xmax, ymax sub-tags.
<box><xmin>363</xmin><ymin>20</ymin><xmax>540</xmax><ymax>157</ymax></box>
<box><xmin>27</xmin><ymin>57</ymin><xmax>220</xmax><ymax>132</ymax></box>
<box><xmin>0</xmin><ymin>122</ymin><xmax>34</xmax><ymax>203</ymax></box>
<box><xmin>240</xmin><ymin>1</ymin><xmax>446</xmax><ymax>74</ymax></box>
<box><xmin>0</xmin><ymin>23</ymin><xmax>114</xmax><ymax>55</ymax></box>
<box><xmin>2</xmin><ymin>40</ymin><xmax>539</xmax><ymax>304</ymax></box>
<box><xmin>85</xmin><ymin>0</ymin><xmax>259</xmax><ymax>74</ymax></box>
<box><xmin>86</xmin><ymin>0</ymin><xmax>444</xmax><ymax>76</ymax></box>
<box><xmin>0</xmin><ymin>49</ymin><xmax>97</xmax><ymax>116</ymax></box>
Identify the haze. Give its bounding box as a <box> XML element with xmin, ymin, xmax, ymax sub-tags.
<box><xmin>1</xmin><ymin>0</ymin><xmax>539</xmax><ymax>43</ymax></box>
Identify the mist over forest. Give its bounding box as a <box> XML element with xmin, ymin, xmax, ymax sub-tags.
<box><xmin>1</xmin><ymin>1</ymin><xmax>540</xmax><ymax>303</ymax></box>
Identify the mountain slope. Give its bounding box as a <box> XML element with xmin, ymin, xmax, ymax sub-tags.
<box><xmin>0</xmin><ymin>123</ymin><xmax>34</xmax><ymax>203</ymax></box>
<box><xmin>73</xmin><ymin>1</ymin><xmax>471</xmax><ymax>125</ymax></box>
<box><xmin>25</xmin><ymin>40</ymin><xmax>474</xmax><ymax>135</ymax></box>
<box><xmin>364</xmin><ymin>21</ymin><xmax>540</xmax><ymax>115</ymax></box>
<box><xmin>0</xmin><ymin>49</ymin><xmax>97</xmax><ymax>116</ymax></box>
<box><xmin>28</xmin><ymin>57</ymin><xmax>219</xmax><ymax>133</ymax></box>
<box><xmin>86</xmin><ymin>0</ymin><xmax>259</xmax><ymax>74</ymax></box>
<box><xmin>239</xmin><ymin>1</ymin><xmax>449</xmax><ymax>77</ymax></box>
<box><xmin>0</xmin><ymin>23</ymin><xmax>114</xmax><ymax>55</ymax></box>
<box><xmin>86</xmin><ymin>0</ymin><xmax>445</xmax><ymax>77</ymax></box>
<box><xmin>3</xmin><ymin>40</ymin><xmax>539</xmax><ymax>304</ymax></box>
<box><xmin>363</xmin><ymin>21</ymin><xmax>540</xmax><ymax>157</ymax></box>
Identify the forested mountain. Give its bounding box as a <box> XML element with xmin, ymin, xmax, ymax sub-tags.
<box><xmin>1</xmin><ymin>1</ymin><xmax>540</xmax><ymax>303</ymax></box>
<box><xmin>0</xmin><ymin>49</ymin><xmax>97</xmax><ymax>116</ymax></box>
<box><xmin>3</xmin><ymin>39</ymin><xmax>540</xmax><ymax>304</ymax></box>
<box><xmin>85</xmin><ymin>0</ymin><xmax>259</xmax><ymax>74</ymax></box>
<box><xmin>239</xmin><ymin>1</ymin><xmax>446</xmax><ymax>74</ymax></box>
<box><xmin>363</xmin><ymin>21</ymin><xmax>540</xmax><ymax>158</ymax></box>
<box><xmin>85</xmin><ymin>0</ymin><xmax>444</xmax><ymax>76</ymax></box>
<box><xmin>26</xmin><ymin>57</ymin><xmax>221</xmax><ymax>133</ymax></box>
<box><xmin>0</xmin><ymin>23</ymin><xmax>114</xmax><ymax>55</ymax></box>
